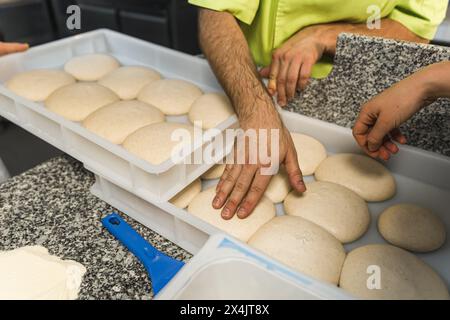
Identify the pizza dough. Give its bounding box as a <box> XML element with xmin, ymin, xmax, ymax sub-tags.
<box><xmin>188</xmin><ymin>93</ymin><xmax>235</xmax><ymax>129</ymax></box>
<box><xmin>290</xmin><ymin>133</ymin><xmax>327</xmax><ymax>176</ymax></box>
<box><xmin>201</xmin><ymin>164</ymin><xmax>226</xmax><ymax>180</ymax></box>
<box><xmin>138</xmin><ymin>79</ymin><xmax>203</xmax><ymax>115</ymax></box>
<box><xmin>170</xmin><ymin>179</ymin><xmax>202</xmax><ymax>209</ymax></box>
<box><xmin>64</xmin><ymin>53</ymin><xmax>120</xmax><ymax>81</ymax></box>
<box><xmin>5</xmin><ymin>69</ymin><xmax>75</xmax><ymax>101</ymax></box>
<box><xmin>284</xmin><ymin>181</ymin><xmax>370</xmax><ymax>243</ymax></box>
<box><xmin>0</xmin><ymin>246</ymin><xmax>86</xmax><ymax>300</ymax></box>
<box><xmin>82</xmin><ymin>100</ymin><xmax>165</xmax><ymax>144</ymax></box>
<box><xmin>315</xmin><ymin>153</ymin><xmax>396</xmax><ymax>202</ymax></box>
<box><xmin>187</xmin><ymin>186</ymin><xmax>276</xmax><ymax>242</ymax></box>
<box><xmin>98</xmin><ymin>66</ymin><xmax>161</xmax><ymax>100</ymax></box>
<box><xmin>378</xmin><ymin>204</ymin><xmax>446</xmax><ymax>253</ymax></box>
<box><xmin>264</xmin><ymin>167</ymin><xmax>291</xmax><ymax>203</ymax></box>
<box><xmin>45</xmin><ymin>82</ymin><xmax>119</xmax><ymax>121</ymax></box>
<box><xmin>248</xmin><ymin>215</ymin><xmax>346</xmax><ymax>285</ymax></box>
<box><xmin>339</xmin><ymin>244</ymin><xmax>449</xmax><ymax>300</ymax></box>
<box><xmin>123</xmin><ymin>122</ymin><xmax>198</xmax><ymax>165</ymax></box>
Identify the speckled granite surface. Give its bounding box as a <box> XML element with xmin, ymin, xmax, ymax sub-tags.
<box><xmin>0</xmin><ymin>156</ymin><xmax>191</xmax><ymax>300</ymax></box>
<box><xmin>288</xmin><ymin>33</ymin><xmax>450</xmax><ymax>157</ymax></box>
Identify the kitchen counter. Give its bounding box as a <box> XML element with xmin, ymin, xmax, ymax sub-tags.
<box><xmin>0</xmin><ymin>34</ymin><xmax>449</xmax><ymax>300</ymax></box>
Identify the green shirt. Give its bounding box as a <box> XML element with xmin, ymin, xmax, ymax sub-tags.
<box><xmin>189</xmin><ymin>0</ymin><xmax>448</xmax><ymax>78</ymax></box>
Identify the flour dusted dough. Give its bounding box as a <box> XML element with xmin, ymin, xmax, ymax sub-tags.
<box><xmin>378</xmin><ymin>204</ymin><xmax>446</xmax><ymax>253</ymax></box>
<box><xmin>187</xmin><ymin>187</ymin><xmax>276</xmax><ymax>242</ymax></box>
<box><xmin>315</xmin><ymin>153</ymin><xmax>396</xmax><ymax>202</ymax></box>
<box><xmin>82</xmin><ymin>100</ymin><xmax>164</xmax><ymax>144</ymax></box>
<box><xmin>6</xmin><ymin>69</ymin><xmax>75</xmax><ymax>101</ymax></box>
<box><xmin>98</xmin><ymin>66</ymin><xmax>161</xmax><ymax>100</ymax></box>
<box><xmin>123</xmin><ymin>122</ymin><xmax>197</xmax><ymax>165</ymax></box>
<box><xmin>45</xmin><ymin>82</ymin><xmax>119</xmax><ymax>121</ymax></box>
<box><xmin>0</xmin><ymin>246</ymin><xmax>86</xmax><ymax>300</ymax></box>
<box><xmin>339</xmin><ymin>244</ymin><xmax>449</xmax><ymax>300</ymax></box>
<box><xmin>201</xmin><ymin>164</ymin><xmax>226</xmax><ymax>180</ymax></box>
<box><xmin>138</xmin><ymin>79</ymin><xmax>203</xmax><ymax>115</ymax></box>
<box><xmin>64</xmin><ymin>53</ymin><xmax>120</xmax><ymax>81</ymax></box>
<box><xmin>265</xmin><ymin>167</ymin><xmax>291</xmax><ymax>203</ymax></box>
<box><xmin>290</xmin><ymin>132</ymin><xmax>327</xmax><ymax>176</ymax></box>
<box><xmin>284</xmin><ymin>181</ymin><xmax>370</xmax><ymax>243</ymax></box>
<box><xmin>170</xmin><ymin>179</ymin><xmax>202</xmax><ymax>209</ymax></box>
<box><xmin>248</xmin><ymin>215</ymin><xmax>345</xmax><ymax>285</ymax></box>
<box><xmin>188</xmin><ymin>93</ymin><xmax>235</xmax><ymax>129</ymax></box>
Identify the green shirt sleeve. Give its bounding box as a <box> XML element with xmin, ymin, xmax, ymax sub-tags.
<box><xmin>188</xmin><ymin>0</ymin><xmax>260</xmax><ymax>25</ymax></box>
<box><xmin>388</xmin><ymin>0</ymin><xmax>449</xmax><ymax>40</ymax></box>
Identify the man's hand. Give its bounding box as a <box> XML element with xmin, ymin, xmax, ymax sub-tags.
<box><xmin>213</xmin><ymin>111</ymin><xmax>306</xmax><ymax>220</ymax></box>
<box><xmin>0</xmin><ymin>42</ymin><xmax>28</xmax><ymax>56</ymax></box>
<box><xmin>260</xmin><ymin>26</ymin><xmax>326</xmax><ymax>107</ymax></box>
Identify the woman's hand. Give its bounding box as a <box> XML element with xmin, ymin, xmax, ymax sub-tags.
<box><xmin>0</xmin><ymin>42</ymin><xmax>28</xmax><ymax>56</ymax></box>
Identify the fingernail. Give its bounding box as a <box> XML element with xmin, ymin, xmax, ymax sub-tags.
<box><xmin>213</xmin><ymin>196</ymin><xmax>221</xmax><ymax>207</ymax></box>
<box><xmin>222</xmin><ymin>207</ymin><xmax>230</xmax><ymax>218</ymax></box>
<box><xmin>237</xmin><ymin>207</ymin><xmax>246</xmax><ymax>218</ymax></box>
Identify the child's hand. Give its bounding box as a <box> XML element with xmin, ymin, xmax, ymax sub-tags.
<box><xmin>0</xmin><ymin>42</ymin><xmax>28</xmax><ymax>56</ymax></box>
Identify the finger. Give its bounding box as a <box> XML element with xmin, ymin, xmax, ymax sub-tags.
<box><xmin>378</xmin><ymin>145</ymin><xmax>392</xmax><ymax>161</ymax></box>
<box><xmin>268</xmin><ymin>51</ymin><xmax>281</xmax><ymax>96</ymax></box>
<box><xmin>352</xmin><ymin>110</ymin><xmax>373</xmax><ymax>148</ymax></box>
<box><xmin>285</xmin><ymin>56</ymin><xmax>302</xmax><ymax>101</ymax></box>
<box><xmin>259</xmin><ymin>67</ymin><xmax>270</xmax><ymax>78</ymax></box>
<box><xmin>390</xmin><ymin>128</ymin><xmax>407</xmax><ymax>145</ymax></box>
<box><xmin>298</xmin><ymin>58</ymin><xmax>313</xmax><ymax>91</ymax></box>
<box><xmin>213</xmin><ymin>165</ymin><xmax>242</xmax><ymax>209</ymax></box>
<box><xmin>367</xmin><ymin>117</ymin><xmax>393</xmax><ymax>153</ymax></box>
<box><xmin>236</xmin><ymin>170</ymin><xmax>272</xmax><ymax>219</ymax></box>
<box><xmin>383</xmin><ymin>139</ymin><xmax>399</xmax><ymax>154</ymax></box>
<box><xmin>284</xmin><ymin>141</ymin><xmax>306</xmax><ymax>193</ymax></box>
<box><xmin>216</xmin><ymin>164</ymin><xmax>232</xmax><ymax>192</ymax></box>
<box><xmin>0</xmin><ymin>42</ymin><xmax>28</xmax><ymax>56</ymax></box>
<box><xmin>276</xmin><ymin>54</ymin><xmax>290</xmax><ymax>107</ymax></box>
<box><xmin>221</xmin><ymin>165</ymin><xmax>257</xmax><ymax>220</ymax></box>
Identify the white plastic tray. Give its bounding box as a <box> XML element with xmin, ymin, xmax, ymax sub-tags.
<box><xmin>91</xmin><ymin>109</ymin><xmax>450</xmax><ymax>292</ymax></box>
<box><xmin>0</xmin><ymin>29</ymin><xmax>238</xmax><ymax>202</ymax></box>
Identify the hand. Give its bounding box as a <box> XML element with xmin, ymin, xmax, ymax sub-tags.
<box><xmin>352</xmin><ymin>76</ymin><xmax>432</xmax><ymax>160</ymax></box>
<box><xmin>0</xmin><ymin>41</ymin><xmax>29</xmax><ymax>56</ymax></box>
<box><xmin>260</xmin><ymin>26</ymin><xmax>327</xmax><ymax>107</ymax></box>
<box><xmin>212</xmin><ymin>112</ymin><xmax>306</xmax><ymax>220</ymax></box>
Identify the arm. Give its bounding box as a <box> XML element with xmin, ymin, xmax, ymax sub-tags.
<box><xmin>198</xmin><ymin>9</ymin><xmax>306</xmax><ymax>219</ymax></box>
<box><xmin>353</xmin><ymin>61</ymin><xmax>450</xmax><ymax>160</ymax></box>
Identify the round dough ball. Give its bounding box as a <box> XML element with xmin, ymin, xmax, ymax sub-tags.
<box><xmin>339</xmin><ymin>244</ymin><xmax>449</xmax><ymax>300</ymax></box>
<box><xmin>98</xmin><ymin>66</ymin><xmax>161</xmax><ymax>100</ymax></box>
<box><xmin>6</xmin><ymin>69</ymin><xmax>75</xmax><ymax>101</ymax></box>
<box><xmin>188</xmin><ymin>93</ymin><xmax>235</xmax><ymax>129</ymax></box>
<box><xmin>64</xmin><ymin>53</ymin><xmax>120</xmax><ymax>81</ymax></box>
<box><xmin>138</xmin><ymin>79</ymin><xmax>203</xmax><ymax>115</ymax></box>
<box><xmin>290</xmin><ymin>132</ymin><xmax>327</xmax><ymax>175</ymax></box>
<box><xmin>248</xmin><ymin>215</ymin><xmax>345</xmax><ymax>284</ymax></box>
<box><xmin>201</xmin><ymin>164</ymin><xmax>226</xmax><ymax>180</ymax></box>
<box><xmin>378</xmin><ymin>204</ymin><xmax>446</xmax><ymax>253</ymax></box>
<box><xmin>187</xmin><ymin>187</ymin><xmax>276</xmax><ymax>242</ymax></box>
<box><xmin>82</xmin><ymin>100</ymin><xmax>165</xmax><ymax>144</ymax></box>
<box><xmin>315</xmin><ymin>153</ymin><xmax>396</xmax><ymax>202</ymax></box>
<box><xmin>170</xmin><ymin>179</ymin><xmax>202</xmax><ymax>209</ymax></box>
<box><xmin>123</xmin><ymin>122</ymin><xmax>197</xmax><ymax>165</ymax></box>
<box><xmin>45</xmin><ymin>82</ymin><xmax>119</xmax><ymax>121</ymax></box>
<box><xmin>284</xmin><ymin>181</ymin><xmax>370</xmax><ymax>243</ymax></box>
<box><xmin>265</xmin><ymin>167</ymin><xmax>291</xmax><ymax>203</ymax></box>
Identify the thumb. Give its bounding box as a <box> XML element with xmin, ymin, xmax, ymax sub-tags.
<box><xmin>284</xmin><ymin>144</ymin><xmax>306</xmax><ymax>193</ymax></box>
<box><xmin>367</xmin><ymin>117</ymin><xmax>394</xmax><ymax>152</ymax></box>
<box><xmin>259</xmin><ymin>66</ymin><xmax>270</xmax><ymax>78</ymax></box>
<box><xmin>0</xmin><ymin>42</ymin><xmax>29</xmax><ymax>56</ymax></box>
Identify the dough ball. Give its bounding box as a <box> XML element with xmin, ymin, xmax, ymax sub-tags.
<box><xmin>339</xmin><ymin>244</ymin><xmax>449</xmax><ymax>300</ymax></box>
<box><xmin>123</xmin><ymin>122</ymin><xmax>198</xmax><ymax>165</ymax></box>
<box><xmin>0</xmin><ymin>246</ymin><xmax>86</xmax><ymax>300</ymax></box>
<box><xmin>98</xmin><ymin>66</ymin><xmax>161</xmax><ymax>100</ymax></box>
<box><xmin>284</xmin><ymin>181</ymin><xmax>370</xmax><ymax>243</ymax></box>
<box><xmin>170</xmin><ymin>179</ymin><xmax>202</xmax><ymax>209</ymax></box>
<box><xmin>290</xmin><ymin>132</ymin><xmax>327</xmax><ymax>175</ymax></box>
<box><xmin>265</xmin><ymin>167</ymin><xmax>291</xmax><ymax>203</ymax></box>
<box><xmin>315</xmin><ymin>153</ymin><xmax>396</xmax><ymax>202</ymax></box>
<box><xmin>82</xmin><ymin>100</ymin><xmax>165</xmax><ymax>144</ymax></box>
<box><xmin>45</xmin><ymin>82</ymin><xmax>119</xmax><ymax>121</ymax></box>
<box><xmin>188</xmin><ymin>93</ymin><xmax>235</xmax><ymax>129</ymax></box>
<box><xmin>187</xmin><ymin>187</ymin><xmax>276</xmax><ymax>242</ymax></box>
<box><xmin>138</xmin><ymin>79</ymin><xmax>203</xmax><ymax>115</ymax></box>
<box><xmin>248</xmin><ymin>215</ymin><xmax>345</xmax><ymax>285</ymax></box>
<box><xmin>5</xmin><ymin>69</ymin><xmax>75</xmax><ymax>101</ymax></box>
<box><xmin>64</xmin><ymin>53</ymin><xmax>120</xmax><ymax>81</ymax></box>
<box><xmin>378</xmin><ymin>204</ymin><xmax>446</xmax><ymax>253</ymax></box>
<box><xmin>201</xmin><ymin>164</ymin><xmax>226</xmax><ymax>180</ymax></box>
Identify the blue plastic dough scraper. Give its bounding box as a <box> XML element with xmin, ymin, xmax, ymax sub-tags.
<box><xmin>102</xmin><ymin>213</ymin><xmax>185</xmax><ymax>294</ymax></box>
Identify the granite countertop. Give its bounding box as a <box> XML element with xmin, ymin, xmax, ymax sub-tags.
<box><xmin>0</xmin><ymin>34</ymin><xmax>449</xmax><ymax>300</ymax></box>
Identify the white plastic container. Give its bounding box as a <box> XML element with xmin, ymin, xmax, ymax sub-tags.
<box><xmin>0</xmin><ymin>29</ymin><xmax>238</xmax><ymax>202</ymax></box>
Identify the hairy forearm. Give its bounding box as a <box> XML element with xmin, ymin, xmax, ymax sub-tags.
<box><xmin>198</xmin><ymin>9</ymin><xmax>280</xmax><ymax>125</ymax></box>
